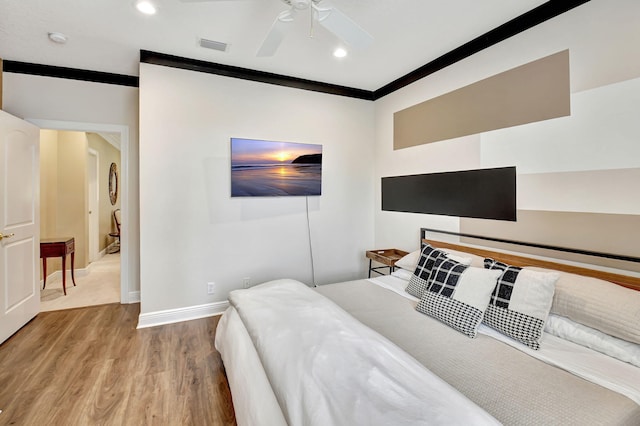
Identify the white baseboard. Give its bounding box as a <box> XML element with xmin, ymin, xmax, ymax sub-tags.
<box><xmin>41</xmin><ymin>266</ymin><xmax>90</xmax><ymax>286</ymax></box>
<box><xmin>136</xmin><ymin>301</ymin><xmax>229</xmax><ymax>329</ymax></box>
<box><xmin>128</xmin><ymin>291</ymin><xmax>140</xmax><ymax>303</ymax></box>
<box><xmin>106</xmin><ymin>241</ymin><xmax>120</xmax><ymax>254</ymax></box>
<box><xmin>41</xmin><ymin>248</ymin><xmax>120</xmax><ymax>287</ymax></box>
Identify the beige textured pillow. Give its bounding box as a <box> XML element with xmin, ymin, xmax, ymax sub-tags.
<box><xmin>532</xmin><ymin>268</ymin><xmax>640</xmax><ymax>344</ymax></box>
<box><xmin>441</xmin><ymin>248</ymin><xmax>485</xmax><ymax>268</ymax></box>
<box><xmin>395</xmin><ymin>250</ymin><xmax>420</xmax><ymax>271</ymax></box>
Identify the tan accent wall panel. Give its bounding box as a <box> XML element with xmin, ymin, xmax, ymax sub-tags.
<box><xmin>394</xmin><ymin>50</ymin><xmax>570</xmax><ymax>150</ymax></box>
<box><xmin>518</xmin><ymin>168</ymin><xmax>640</xmax><ymax>215</ymax></box>
<box><xmin>460</xmin><ymin>210</ymin><xmax>640</xmax><ymax>273</ymax></box>
<box><xmin>40</xmin><ymin>130</ymin><xmax>90</xmax><ymax>271</ymax></box>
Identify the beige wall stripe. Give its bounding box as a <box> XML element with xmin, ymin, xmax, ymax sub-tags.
<box><xmin>394</xmin><ymin>50</ymin><xmax>570</xmax><ymax>150</ymax></box>
<box><xmin>460</xmin><ymin>210</ymin><xmax>640</xmax><ymax>273</ymax></box>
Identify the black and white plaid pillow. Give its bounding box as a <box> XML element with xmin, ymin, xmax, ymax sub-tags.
<box><xmin>484</xmin><ymin>258</ymin><xmax>559</xmax><ymax>350</ymax></box>
<box><xmin>405</xmin><ymin>244</ymin><xmax>446</xmax><ymax>298</ymax></box>
<box><xmin>416</xmin><ymin>257</ymin><xmax>501</xmax><ymax>338</ymax></box>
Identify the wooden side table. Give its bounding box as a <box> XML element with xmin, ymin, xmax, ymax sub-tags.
<box><xmin>40</xmin><ymin>237</ymin><xmax>77</xmax><ymax>295</ymax></box>
<box><xmin>366</xmin><ymin>249</ymin><xmax>409</xmax><ymax>278</ymax></box>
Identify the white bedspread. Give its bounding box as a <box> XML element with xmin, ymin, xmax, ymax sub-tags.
<box><xmin>369</xmin><ymin>274</ymin><xmax>640</xmax><ymax>406</ymax></box>
<box><xmin>228</xmin><ymin>279</ymin><xmax>500</xmax><ymax>426</ymax></box>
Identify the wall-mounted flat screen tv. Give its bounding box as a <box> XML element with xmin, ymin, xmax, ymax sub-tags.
<box><xmin>231</xmin><ymin>138</ymin><xmax>322</xmax><ymax>197</ymax></box>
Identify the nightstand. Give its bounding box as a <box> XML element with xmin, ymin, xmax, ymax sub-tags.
<box><xmin>366</xmin><ymin>249</ymin><xmax>409</xmax><ymax>278</ymax></box>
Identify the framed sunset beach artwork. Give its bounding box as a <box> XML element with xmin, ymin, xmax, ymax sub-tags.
<box><xmin>230</xmin><ymin>138</ymin><xmax>322</xmax><ymax>197</ymax></box>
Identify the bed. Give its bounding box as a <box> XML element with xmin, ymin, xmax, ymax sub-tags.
<box><xmin>215</xmin><ymin>230</ymin><xmax>640</xmax><ymax>425</ymax></box>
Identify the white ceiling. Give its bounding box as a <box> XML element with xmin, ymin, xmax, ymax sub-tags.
<box><xmin>0</xmin><ymin>0</ymin><xmax>549</xmax><ymax>91</ymax></box>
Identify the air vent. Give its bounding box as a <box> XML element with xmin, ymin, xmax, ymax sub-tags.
<box><xmin>199</xmin><ymin>38</ymin><xmax>228</xmax><ymax>52</ymax></box>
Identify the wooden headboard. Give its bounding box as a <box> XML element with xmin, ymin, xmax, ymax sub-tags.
<box><xmin>421</xmin><ymin>234</ymin><xmax>640</xmax><ymax>292</ymax></box>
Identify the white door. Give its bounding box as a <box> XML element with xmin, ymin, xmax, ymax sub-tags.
<box><xmin>0</xmin><ymin>110</ymin><xmax>40</xmax><ymax>344</ymax></box>
<box><xmin>87</xmin><ymin>149</ymin><xmax>99</xmax><ymax>262</ymax></box>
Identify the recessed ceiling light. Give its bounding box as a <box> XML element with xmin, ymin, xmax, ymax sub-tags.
<box><xmin>48</xmin><ymin>32</ymin><xmax>68</xmax><ymax>44</ymax></box>
<box><xmin>136</xmin><ymin>0</ymin><xmax>157</xmax><ymax>15</ymax></box>
<box><xmin>333</xmin><ymin>47</ymin><xmax>347</xmax><ymax>58</ymax></box>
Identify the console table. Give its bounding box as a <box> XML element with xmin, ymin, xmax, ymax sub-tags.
<box><xmin>40</xmin><ymin>237</ymin><xmax>77</xmax><ymax>295</ymax></box>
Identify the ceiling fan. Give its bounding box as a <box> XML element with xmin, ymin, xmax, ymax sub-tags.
<box><xmin>181</xmin><ymin>0</ymin><xmax>373</xmax><ymax>57</ymax></box>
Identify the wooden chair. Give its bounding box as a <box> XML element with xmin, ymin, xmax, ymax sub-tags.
<box><xmin>109</xmin><ymin>209</ymin><xmax>121</xmax><ymax>253</ymax></box>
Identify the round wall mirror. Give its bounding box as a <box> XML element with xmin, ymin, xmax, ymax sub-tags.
<box><xmin>109</xmin><ymin>162</ymin><xmax>118</xmax><ymax>205</ymax></box>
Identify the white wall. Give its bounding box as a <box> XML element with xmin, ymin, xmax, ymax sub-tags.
<box><xmin>372</xmin><ymin>0</ymin><xmax>640</xmax><ymax>253</ymax></box>
<box><xmin>6</xmin><ymin>0</ymin><xmax>634</xmax><ymax>318</ymax></box>
<box><xmin>139</xmin><ymin>63</ymin><xmax>375</xmax><ymax>315</ymax></box>
<box><xmin>1</xmin><ymin>73</ymin><xmax>140</xmax><ymax>299</ymax></box>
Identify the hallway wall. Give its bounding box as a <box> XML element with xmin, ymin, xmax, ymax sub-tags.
<box><xmin>39</xmin><ymin>130</ymin><xmax>89</xmax><ymax>276</ymax></box>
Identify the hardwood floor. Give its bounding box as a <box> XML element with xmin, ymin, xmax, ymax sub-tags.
<box><xmin>0</xmin><ymin>303</ymin><xmax>236</xmax><ymax>425</ymax></box>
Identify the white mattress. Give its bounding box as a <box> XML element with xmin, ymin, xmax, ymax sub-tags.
<box><xmin>217</xmin><ymin>276</ymin><xmax>640</xmax><ymax>425</ymax></box>
<box><xmin>215</xmin><ymin>306</ymin><xmax>287</xmax><ymax>426</ymax></box>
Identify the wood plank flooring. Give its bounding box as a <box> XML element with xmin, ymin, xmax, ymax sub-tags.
<box><xmin>0</xmin><ymin>303</ymin><xmax>236</xmax><ymax>425</ymax></box>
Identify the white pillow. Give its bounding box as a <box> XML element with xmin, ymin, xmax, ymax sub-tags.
<box><xmin>445</xmin><ymin>253</ymin><xmax>473</xmax><ymax>266</ymax></box>
<box><xmin>396</xmin><ymin>249</ymin><xmax>472</xmax><ymax>271</ymax></box>
<box><xmin>405</xmin><ymin>244</ymin><xmax>473</xmax><ymax>299</ymax></box>
<box><xmin>416</xmin><ymin>257</ymin><xmax>501</xmax><ymax>338</ymax></box>
<box><xmin>530</xmin><ymin>267</ymin><xmax>640</xmax><ymax>345</ymax></box>
<box><xmin>545</xmin><ymin>314</ymin><xmax>640</xmax><ymax>368</ymax></box>
<box><xmin>484</xmin><ymin>259</ymin><xmax>559</xmax><ymax>350</ymax></box>
<box><xmin>441</xmin><ymin>248</ymin><xmax>485</xmax><ymax>268</ymax></box>
<box><xmin>391</xmin><ymin>268</ymin><xmax>413</xmax><ymax>281</ymax></box>
<box><xmin>395</xmin><ymin>250</ymin><xmax>420</xmax><ymax>271</ymax></box>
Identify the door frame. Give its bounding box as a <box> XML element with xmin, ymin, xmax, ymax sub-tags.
<box><xmin>28</xmin><ymin>119</ymin><xmax>131</xmax><ymax>304</ymax></box>
<box><xmin>87</xmin><ymin>147</ymin><xmax>99</xmax><ymax>263</ymax></box>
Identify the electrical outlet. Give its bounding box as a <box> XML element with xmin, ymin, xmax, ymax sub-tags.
<box><xmin>243</xmin><ymin>277</ymin><xmax>251</xmax><ymax>289</ymax></box>
<box><xmin>207</xmin><ymin>282</ymin><xmax>215</xmax><ymax>295</ymax></box>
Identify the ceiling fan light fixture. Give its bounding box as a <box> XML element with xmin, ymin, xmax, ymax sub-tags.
<box><xmin>333</xmin><ymin>47</ymin><xmax>347</xmax><ymax>58</ymax></box>
<box><xmin>257</xmin><ymin>0</ymin><xmax>372</xmax><ymax>57</ymax></box>
<box><xmin>136</xmin><ymin>0</ymin><xmax>157</xmax><ymax>15</ymax></box>
<box><xmin>289</xmin><ymin>0</ymin><xmax>310</xmax><ymax>10</ymax></box>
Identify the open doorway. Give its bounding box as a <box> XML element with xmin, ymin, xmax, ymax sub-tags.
<box><xmin>29</xmin><ymin>119</ymin><xmax>130</xmax><ymax>309</ymax></box>
<box><xmin>87</xmin><ymin>147</ymin><xmax>100</xmax><ymax>263</ymax></box>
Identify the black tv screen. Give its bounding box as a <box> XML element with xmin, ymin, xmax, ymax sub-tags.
<box><xmin>231</xmin><ymin>138</ymin><xmax>322</xmax><ymax>197</ymax></box>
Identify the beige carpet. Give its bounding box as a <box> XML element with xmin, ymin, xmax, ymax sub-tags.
<box><xmin>40</xmin><ymin>252</ymin><xmax>120</xmax><ymax>312</ymax></box>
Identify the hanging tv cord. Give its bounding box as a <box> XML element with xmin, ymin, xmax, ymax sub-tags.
<box><xmin>306</xmin><ymin>196</ymin><xmax>317</xmax><ymax>287</ymax></box>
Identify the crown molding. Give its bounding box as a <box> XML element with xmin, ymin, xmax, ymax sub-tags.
<box><xmin>1</xmin><ymin>60</ymin><xmax>138</xmax><ymax>87</ymax></box>
<box><xmin>140</xmin><ymin>50</ymin><xmax>374</xmax><ymax>100</ymax></box>
<box><xmin>2</xmin><ymin>0</ymin><xmax>590</xmax><ymax>99</ymax></box>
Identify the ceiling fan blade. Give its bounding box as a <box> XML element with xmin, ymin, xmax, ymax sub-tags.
<box><xmin>256</xmin><ymin>19</ymin><xmax>286</xmax><ymax>57</ymax></box>
<box><xmin>180</xmin><ymin>0</ymin><xmax>243</xmax><ymax>2</ymax></box>
<box><xmin>256</xmin><ymin>10</ymin><xmax>295</xmax><ymax>57</ymax></box>
<box><xmin>316</xmin><ymin>6</ymin><xmax>373</xmax><ymax>50</ymax></box>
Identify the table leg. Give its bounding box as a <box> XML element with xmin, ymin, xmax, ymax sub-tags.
<box><xmin>368</xmin><ymin>259</ymin><xmax>372</xmax><ymax>278</ymax></box>
<box><xmin>42</xmin><ymin>259</ymin><xmax>47</xmax><ymax>289</ymax></box>
<box><xmin>62</xmin><ymin>254</ymin><xmax>67</xmax><ymax>296</ymax></box>
<box><xmin>70</xmin><ymin>251</ymin><xmax>76</xmax><ymax>287</ymax></box>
